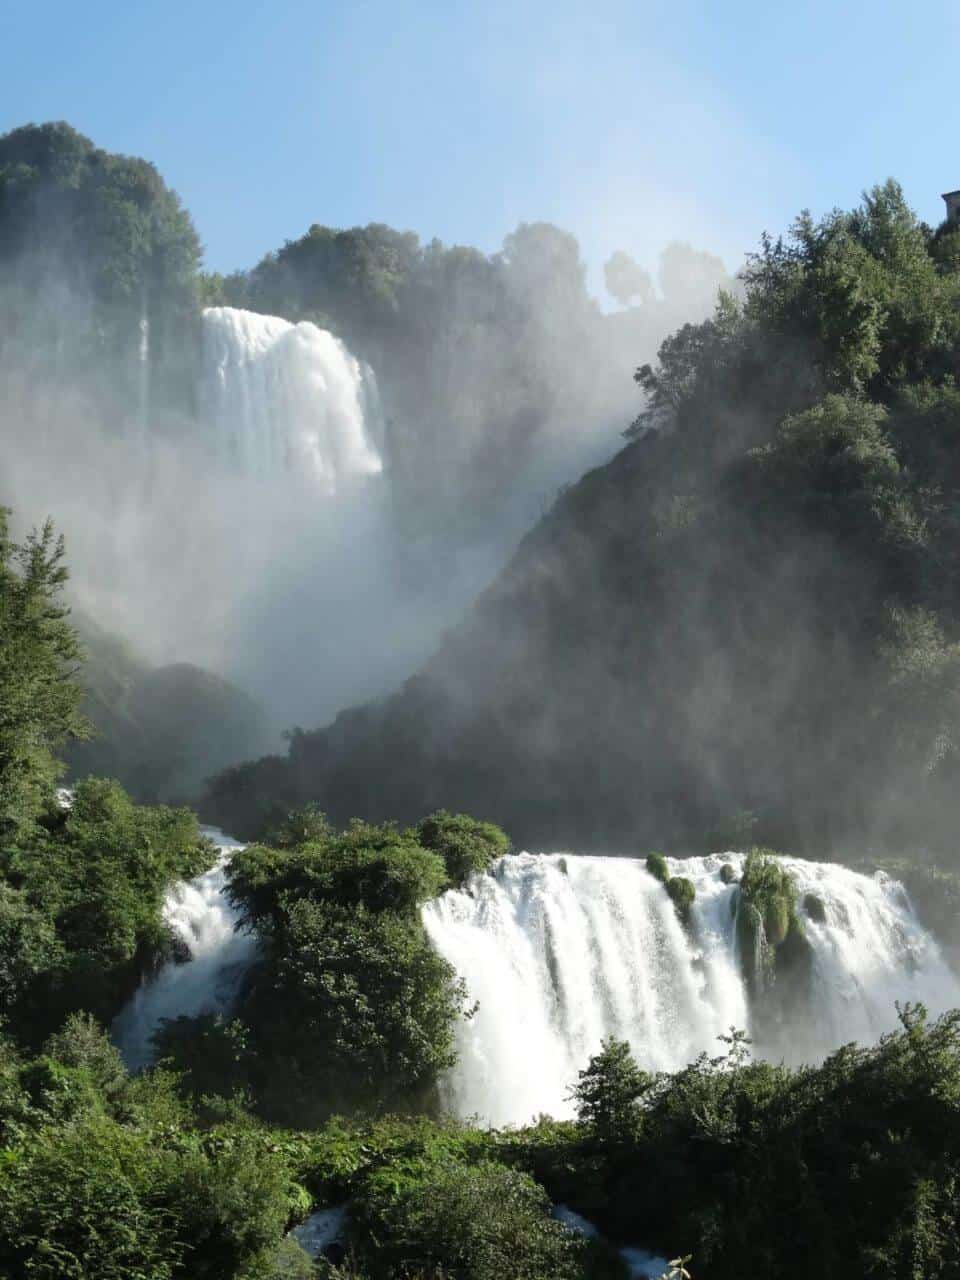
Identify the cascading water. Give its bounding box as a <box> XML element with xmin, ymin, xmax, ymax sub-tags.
<box><xmin>112</xmin><ymin>827</ymin><xmax>256</xmax><ymax>1070</ymax></box>
<box><xmin>116</xmin><ymin>843</ymin><xmax>960</xmax><ymax>1127</ymax></box>
<box><xmin>200</xmin><ymin>306</ymin><xmax>383</xmax><ymax>490</ymax></box>
<box><xmin>422</xmin><ymin>852</ymin><xmax>960</xmax><ymax>1125</ymax></box>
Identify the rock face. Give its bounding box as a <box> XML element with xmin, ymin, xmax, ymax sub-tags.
<box><xmin>66</xmin><ymin>615</ymin><xmax>269</xmax><ymax>803</ymax></box>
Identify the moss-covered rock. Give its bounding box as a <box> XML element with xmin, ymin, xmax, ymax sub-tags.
<box><xmin>666</xmin><ymin>876</ymin><xmax>695</xmax><ymax>925</ymax></box>
<box><xmin>646</xmin><ymin>852</ymin><xmax>669</xmax><ymax>883</ymax></box>
<box><xmin>802</xmin><ymin>893</ymin><xmax>826</xmax><ymax>924</ymax></box>
<box><xmin>720</xmin><ymin>863</ymin><xmax>738</xmax><ymax>885</ymax></box>
<box><xmin>736</xmin><ymin>850</ymin><xmax>808</xmax><ymax>1001</ymax></box>
<box><xmin>735</xmin><ymin>900</ymin><xmax>766</xmax><ymax>996</ymax></box>
<box><xmin>740</xmin><ymin>850</ymin><xmax>799</xmax><ymax>945</ymax></box>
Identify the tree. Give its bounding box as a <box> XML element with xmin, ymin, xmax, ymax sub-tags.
<box><xmin>604</xmin><ymin>250</ymin><xmax>655</xmax><ymax>307</ymax></box>
<box><xmin>571</xmin><ymin>1038</ymin><xmax>651</xmax><ymax>1143</ymax></box>
<box><xmin>0</xmin><ymin>511</ymin><xmax>88</xmax><ymax>838</ymax></box>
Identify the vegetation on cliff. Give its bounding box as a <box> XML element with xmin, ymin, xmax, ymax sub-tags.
<box><xmin>206</xmin><ymin>182</ymin><xmax>960</xmax><ymax>862</ymax></box>
<box><xmin>156</xmin><ymin>809</ymin><xmax>509</xmax><ymax>1125</ymax></box>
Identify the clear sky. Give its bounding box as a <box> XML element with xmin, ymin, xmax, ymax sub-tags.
<box><xmin>2</xmin><ymin>0</ymin><xmax>958</xmax><ymax>292</ymax></box>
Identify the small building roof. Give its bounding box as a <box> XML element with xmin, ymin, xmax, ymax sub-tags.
<box><xmin>943</xmin><ymin>190</ymin><xmax>960</xmax><ymax>200</ymax></box>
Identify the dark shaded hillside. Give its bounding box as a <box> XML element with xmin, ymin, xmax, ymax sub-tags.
<box><xmin>206</xmin><ymin>183</ymin><xmax>960</xmax><ymax>854</ymax></box>
<box><xmin>66</xmin><ymin>614</ymin><xmax>269</xmax><ymax>803</ymax></box>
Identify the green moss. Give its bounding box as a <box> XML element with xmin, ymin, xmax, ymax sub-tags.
<box><xmin>720</xmin><ymin>863</ymin><xmax>738</xmax><ymax>884</ymax></box>
<box><xmin>666</xmin><ymin>876</ymin><xmax>695</xmax><ymax>925</ymax></box>
<box><xmin>766</xmin><ymin>895</ymin><xmax>790</xmax><ymax>947</ymax></box>
<box><xmin>736</xmin><ymin>850</ymin><xmax>807</xmax><ymax>996</ymax></box>
<box><xmin>646</xmin><ymin>852</ymin><xmax>669</xmax><ymax>883</ymax></box>
<box><xmin>735</xmin><ymin>899</ymin><xmax>766</xmax><ymax>994</ymax></box>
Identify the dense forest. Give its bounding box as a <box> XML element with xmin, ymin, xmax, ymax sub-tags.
<box><xmin>207</xmin><ymin>183</ymin><xmax>960</xmax><ymax>858</ymax></box>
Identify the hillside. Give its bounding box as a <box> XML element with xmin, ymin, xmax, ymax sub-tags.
<box><xmin>205</xmin><ymin>183</ymin><xmax>960</xmax><ymax>855</ymax></box>
<box><xmin>66</xmin><ymin>612</ymin><xmax>269</xmax><ymax>802</ymax></box>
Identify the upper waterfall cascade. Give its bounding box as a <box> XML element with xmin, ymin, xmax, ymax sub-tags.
<box><xmin>422</xmin><ymin>851</ymin><xmax>960</xmax><ymax>1125</ymax></box>
<box><xmin>116</xmin><ymin>844</ymin><xmax>960</xmax><ymax>1127</ymax></box>
<box><xmin>200</xmin><ymin>306</ymin><xmax>383</xmax><ymax>490</ymax></box>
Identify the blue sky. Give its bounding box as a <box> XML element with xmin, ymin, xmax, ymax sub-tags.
<box><xmin>2</xmin><ymin>0</ymin><xmax>958</xmax><ymax>293</ymax></box>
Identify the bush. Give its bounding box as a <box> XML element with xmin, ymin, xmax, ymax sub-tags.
<box><xmin>666</xmin><ymin>876</ymin><xmax>696</xmax><ymax>925</ymax></box>
<box><xmin>227</xmin><ymin>822</ymin><xmax>447</xmax><ymax>929</ymax></box>
<box><xmin>570</xmin><ymin>1038</ymin><xmax>651</xmax><ymax>1144</ymax></box>
<box><xmin>351</xmin><ymin>1159</ymin><xmax>602</xmax><ymax>1279</ymax></box>
<box><xmin>646</xmin><ymin>852</ymin><xmax>669</xmax><ymax>883</ymax></box>
<box><xmin>0</xmin><ymin>1116</ymin><xmax>179</xmax><ymax>1279</ymax></box>
<box><xmin>0</xmin><ymin>777</ymin><xmax>213</xmax><ymax>1039</ymax></box>
<box><xmin>155</xmin><ymin>1131</ymin><xmax>303</xmax><ymax>1279</ymax></box>
<box><xmin>241</xmin><ymin>900</ymin><xmax>466</xmax><ymax>1121</ymax></box>
<box><xmin>43</xmin><ymin>1012</ymin><xmax>126</xmax><ymax>1097</ymax></box>
<box><xmin>416</xmin><ymin>809</ymin><xmax>510</xmax><ymax>888</ymax></box>
<box><xmin>737</xmin><ymin>849</ymin><xmax>802</xmax><ymax>966</ymax></box>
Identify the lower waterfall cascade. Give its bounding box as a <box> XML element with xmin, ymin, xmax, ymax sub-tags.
<box><xmin>421</xmin><ymin>851</ymin><xmax>960</xmax><ymax>1125</ymax></box>
<box><xmin>112</xmin><ymin>827</ymin><xmax>257</xmax><ymax>1070</ymax></box>
<box><xmin>116</xmin><ymin>844</ymin><xmax>960</xmax><ymax>1127</ymax></box>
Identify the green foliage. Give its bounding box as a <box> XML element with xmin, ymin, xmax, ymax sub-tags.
<box><xmin>0</xmin><ymin>1116</ymin><xmax>180</xmax><ymax>1279</ymax></box>
<box><xmin>202</xmin><ymin>178</ymin><xmax>960</xmax><ymax>856</ymax></box>
<box><xmin>0</xmin><ymin>511</ymin><xmax>88</xmax><ymax>839</ymax></box>
<box><xmin>646</xmin><ymin>852</ymin><xmax>669</xmax><ymax>883</ymax></box>
<box><xmin>415</xmin><ymin>809</ymin><xmax>510</xmax><ymax>887</ymax></box>
<box><xmin>238</xmin><ymin>899</ymin><xmax>465</xmax><ymax>1122</ymax></box>
<box><xmin>227</xmin><ymin>822</ymin><xmax>447</xmax><ymax>930</ymax></box>
<box><xmin>211</xmin><ymin>813</ymin><xmax>505</xmax><ymax>1122</ymax></box>
<box><xmin>351</xmin><ymin>1158</ymin><xmax>605</xmax><ymax>1280</ymax></box>
<box><xmin>739</xmin><ymin>849</ymin><xmax>795</xmax><ymax>920</ymax></box>
<box><xmin>665</xmin><ymin>876</ymin><xmax>695</xmax><ymax>925</ymax></box>
<box><xmin>43</xmin><ymin>1012</ymin><xmax>126</xmax><ymax>1097</ymax></box>
<box><xmin>0</xmin><ymin>774</ymin><xmax>211</xmax><ymax>1038</ymax></box>
<box><xmin>570</xmin><ymin>1038</ymin><xmax>651</xmax><ymax>1144</ymax></box>
<box><xmin>0</xmin><ymin>122</ymin><xmax>201</xmax><ymax>402</ymax></box>
<box><xmin>0</xmin><ymin>884</ymin><xmax>62</xmax><ymax>1011</ymax></box>
<box><xmin>528</xmin><ymin>1008</ymin><xmax>960</xmax><ymax>1279</ymax></box>
<box><xmin>719</xmin><ymin>864</ymin><xmax>737</xmax><ymax>885</ymax></box>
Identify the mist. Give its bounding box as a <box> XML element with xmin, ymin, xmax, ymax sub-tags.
<box><xmin>0</xmin><ymin>123</ymin><xmax>734</xmax><ymax>782</ymax></box>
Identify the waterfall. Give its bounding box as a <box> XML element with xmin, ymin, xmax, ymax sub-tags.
<box><xmin>116</xmin><ymin>843</ymin><xmax>960</xmax><ymax>1125</ymax></box>
<box><xmin>422</xmin><ymin>852</ymin><xmax>960</xmax><ymax>1126</ymax></box>
<box><xmin>200</xmin><ymin>306</ymin><xmax>383</xmax><ymax>490</ymax></box>
<box><xmin>112</xmin><ymin>827</ymin><xmax>256</xmax><ymax>1070</ymax></box>
<box><xmin>137</xmin><ymin>289</ymin><xmax>150</xmax><ymax>439</ymax></box>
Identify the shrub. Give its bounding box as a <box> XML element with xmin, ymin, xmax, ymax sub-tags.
<box><xmin>351</xmin><ymin>1159</ymin><xmax>599</xmax><ymax>1279</ymax></box>
<box><xmin>415</xmin><ymin>809</ymin><xmax>510</xmax><ymax>888</ymax></box>
<box><xmin>666</xmin><ymin>876</ymin><xmax>696</xmax><ymax>925</ymax></box>
<box><xmin>646</xmin><ymin>852</ymin><xmax>669</xmax><ymax>883</ymax></box>
<box><xmin>0</xmin><ymin>1116</ymin><xmax>178</xmax><ymax>1279</ymax></box>
<box><xmin>570</xmin><ymin>1038</ymin><xmax>651</xmax><ymax>1144</ymax></box>
<box><xmin>242</xmin><ymin>900</ymin><xmax>466</xmax><ymax>1121</ymax></box>
<box><xmin>227</xmin><ymin>822</ymin><xmax>447</xmax><ymax>928</ymax></box>
<box><xmin>738</xmin><ymin>850</ymin><xmax>800</xmax><ymax>953</ymax></box>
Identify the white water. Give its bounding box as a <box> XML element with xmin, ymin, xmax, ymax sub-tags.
<box><xmin>113</xmin><ymin>827</ymin><xmax>256</xmax><ymax>1070</ymax></box>
<box><xmin>200</xmin><ymin>306</ymin><xmax>383</xmax><ymax>490</ymax></box>
<box><xmin>422</xmin><ymin>852</ymin><xmax>960</xmax><ymax>1125</ymax></box>
<box><xmin>116</xmin><ymin>844</ymin><xmax>960</xmax><ymax>1126</ymax></box>
<box><xmin>553</xmin><ymin>1205</ymin><xmax>669</xmax><ymax>1278</ymax></box>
